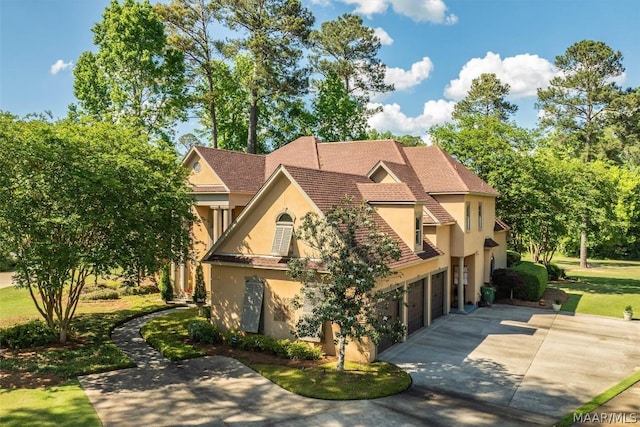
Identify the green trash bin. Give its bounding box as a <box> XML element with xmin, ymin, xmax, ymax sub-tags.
<box><xmin>481</xmin><ymin>286</ymin><xmax>495</xmax><ymax>304</ymax></box>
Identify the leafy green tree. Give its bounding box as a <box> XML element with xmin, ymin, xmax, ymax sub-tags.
<box><xmin>367</xmin><ymin>129</ymin><xmax>424</xmax><ymax>146</ymax></box>
<box><xmin>0</xmin><ymin>114</ymin><xmax>193</xmax><ymax>343</ymax></box>
<box><xmin>537</xmin><ymin>40</ymin><xmax>625</xmax><ymax>267</ymax></box>
<box><xmin>452</xmin><ymin>73</ymin><xmax>518</xmax><ymax>121</ymax></box>
<box><xmin>288</xmin><ymin>198</ymin><xmax>402</xmax><ymax>371</ymax></box>
<box><xmin>430</xmin><ymin>74</ymin><xmax>535</xmax><ymax>243</ymax></box>
<box><xmin>73</xmin><ymin>0</ymin><xmax>187</xmax><ymax>140</ymax></box>
<box><xmin>160</xmin><ymin>265</ymin><xmax>174</xmax><ymax>302</ymax></box>
<box><xmin>155</xmin><ymin>0</ymin><xmax>222</xmax><ymax>147</ymax></box>
<box><xmin>310</xmin><ymin>13</ymin><xmax>392</xmax><ymax>104</ymax></box>
<box><xmin>311</xmin><ymin>72</ymin><xmax>368</xmax><ymax>141</ymax></box>
<box><xmin>219</xmin><ymin>0</ymin><xmax>314</xmax><ymax>153</ymax></box>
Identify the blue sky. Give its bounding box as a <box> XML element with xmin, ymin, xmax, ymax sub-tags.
<box><xmin>1</xmin><ymin>0</ymin><xmax>639</xmax><ymax>140</ymax></box>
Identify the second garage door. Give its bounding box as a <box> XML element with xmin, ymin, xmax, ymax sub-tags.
<box><xmin>431</xmin><ymin>272</ymin><xmax>445</xmax><ymax>321</ymax></box>
<box><xmin>407</xmin><ymin>279</ymin><xmax>425</xmax><ymax>335</ymax></box>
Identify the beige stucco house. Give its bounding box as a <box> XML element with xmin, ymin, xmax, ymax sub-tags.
<box><xmin>175</xmin><ymin>137</ymin><xmax>508</xmax><ymax>362</ymax></box>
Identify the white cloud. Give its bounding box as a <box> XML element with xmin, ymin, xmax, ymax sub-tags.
<box><xmin>368</xmin><ymin>99</ymin><xmax>455</xmax><ymax>136</ymax></box>
<box><xmin>50</xmin><ymin>59</ymin><xmax>73</xmax><ymax>75</ymax></box>
<box><xmin>341</xmin><ymin>0</ymin><xmax>388</xmax><ymax>16</ymax></box>
<box><xmin>310</xmin><ymin>0</ymin><xmax>331</xmax><ymax>5</ymax></box>
<box><xmin>374</xmin><ymin>27</ymin><xmax>393</xmax><ymax>46</ymax></box>
<box><xmin>444</xmin><ymin>51</ymin><xmax>556</xmax><ymax>100</ymax></box>
<box><xmin>391</xmin><ymin>0</ymin><xmax>457</xmax><ymax>24</ymax></box>
<box><xmin>385</xmin><ymin>56</ymin><xmax>433</xmax><ymax>91</ymax></box>
<box><xmin>338</xmin><ymin>0</ymin><xmax>457</xmax><ymax>24</ymax></box>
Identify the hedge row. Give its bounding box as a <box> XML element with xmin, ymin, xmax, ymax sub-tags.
<box><xmin>492</xmin><ymin>261</ymin><xmax>548</xmax><ymax>302</ymax></box>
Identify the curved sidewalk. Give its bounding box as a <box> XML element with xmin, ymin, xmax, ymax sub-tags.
<box><xmin>79</xmin><ymin>308</ymin><xmax>560</xmax><ymax>426</ymax></box>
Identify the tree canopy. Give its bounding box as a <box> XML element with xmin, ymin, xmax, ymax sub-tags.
<box><xmin>288</xmin><ymin>198</ymin><xmax>403</xmax><ymax>371</ymax></box>
<box><xmin>0</xmin><ymin>114</ymin><xmax>194</xmax><ymax>342</ymax></box>
<box><xmin>73</xmin><ymin>0</ymin><xmax>188</xmax><ymax>141</ymax></box>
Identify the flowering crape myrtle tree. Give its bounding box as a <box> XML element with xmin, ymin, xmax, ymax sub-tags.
<box><xmin>288</xmin><ymin>197</ymin><xmax>404</xmax><ymax>371</ymax></box>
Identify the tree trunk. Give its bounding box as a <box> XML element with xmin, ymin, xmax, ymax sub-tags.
<box><xmin>247</xmin><ymin>88</ymin><xmax>258</xmax><ymax>154</ymax></box>
<box><xmin>337</xmin><ymin>335</ymin><xmax>346</xmax><ymax>372</ymax></box>
<box><xmin>59</xmin><ymin>325</ymin><xmax>68</xmax><ymax>343</ymax></box>
<box><xmin>580</xmin><ymin>216</ymin><xmax>588</xmax><ymax>268</ymax></box>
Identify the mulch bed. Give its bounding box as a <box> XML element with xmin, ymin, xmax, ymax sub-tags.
<box><xmin>494</xmin><ymin>286</ymin><xmax>569</xmax><ymax>309</ymax></box>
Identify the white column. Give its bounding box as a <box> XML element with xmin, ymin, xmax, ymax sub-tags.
<box><xmin>458</xmin><ymin>257</ymin><xmax>465</xmax><ymax>313</ymax></box>
<box><xmin>402</xmin><ymin>282</ymin><xmax>409</xmax><ymax>341</ymax></box>
<box><xmin>213</xmin><ymin>208</ymin><xmax>221</xmax><ymax>242</ymax></box>
<box><xmin>179</xmin><ymin>263</ymin><xmax>186</xmax><ymax>292</ymax></box>
<box><xmin>222</xmin><ymin>207</ymin><xmax>231</xmax><ymax>232</ymax></box>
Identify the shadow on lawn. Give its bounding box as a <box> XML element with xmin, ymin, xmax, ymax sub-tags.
<box><xmin>557</xmin><ymin>259</ymin><xmax>640</xmax><ymax>268</ymax></box>
<box><xmin>560</xmin><ymin>276</ymin><xmax>640</xmax><ymax>295</ymax></box>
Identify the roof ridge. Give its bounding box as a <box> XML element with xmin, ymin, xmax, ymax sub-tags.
<box><xmin>196</xmin><ymin>145</ymin><xmax>266</xmax><ymax>158</ymax></box>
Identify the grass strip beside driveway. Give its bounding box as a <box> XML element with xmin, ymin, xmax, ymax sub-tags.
<box><xmin>557</xmin><ymin>370</ymin><xmax>640</xmax><ymax>426</ymax></box>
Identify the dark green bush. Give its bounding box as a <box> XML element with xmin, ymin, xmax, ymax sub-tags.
<box><xmin>492</xmin><ymin>268</ymin><xmax>525</xmax><ymax>299</ymax></box>
<box><xmin>506</xmin><ymin>250</ymin><xmax>522</xmax><ymax>267</ymax></box>
<box><xmin>546</xmin><ymin>263</ymin><xmax>565</xmax><ymax>281</ymax></box>
<box><xmin>160</xmin><ymin>265</ymin><xmax>173</xmax><ymax>302</ymax></box>
<box><xmin>0</xmin><ymin>319</ymin><xmax>58</xmax><ymax>349</ymax></box>
<box><xmin>0</xmin><ymin>253</ymin><xmax>16</xmax><ymax>272</ymax></box>
<box><xmin>193</xmin><ymin>264</ymin><xmax>207</xmax><ymax>303</ymax></box>
<box><xmin>187</xmin><ymin>320</ymin><xmax>222</xmax><ymax>344</ymax></box>
<box><xmin>512</xmin><ymin>261</ymin><xmax>548</xmax><ymax>301</ymax></box>
<box><xmin>81</xmin><ymin>289</ymin><xmax>120</xmax><ymax>301</ymax></box>
<box><xmin>137</xmin><ymin>284</ymin><xmax>160</xmax><ymax>295</ymax></box>
<box><xmin>222</xmin><ymin>331</ymin><xmax>321</xmax><ymax>360</ymax></box>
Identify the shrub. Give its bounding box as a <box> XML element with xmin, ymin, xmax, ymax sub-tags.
<box><xmin>512</xmin><ymin>261</ymin><xmax>548</xmax><ymax>301</ymax></box>
<box><xmin>0</xmin><ymin>319</ymin><xmax>58</xmax><ymax>349</ymax></box>
<box><xmin>137</xmin><ymin>284</ymin><xmax>160</xmax><ymax>295</ymax></box>
<box><xmin>286</xmin><ymin>341</ymin><xmax>322</xmax><ymax>360</ymax></box>
<box><xmin>193</xmin><ymin>264</ymin><xmax>206</xmax><ymax>303</ymax></box>
<box><xmin>546</xmin><ymin>263</ymin><xmax>565</xmax><ymax>281</ymax></box>
<box><xmin>200</xmin><ymin>305</ymin><xmax>211</xmax><ymax>319</ymax></box>
<box><xmin>506</xmin><ymin>250</ymin><xmax>522</xmax><ymax>267</ymax></box>
<box><xmin>492</xmin><ymin>268</ymin><xmax>525</xmax><ymax>300</ymax></box>
<box><xmin>81</xmin><ymin>289</ymin><xmax>120</xmax><ymax>301</ymax></box>
<box><xmin>187</xmin><ymin>320</ymin><xmax>222</xmax><ymax>344</ymax></box>
<box><xmin>160</xmin><ymin>265</ymin><xmax>174</xmax><ymax>302</ymax></box>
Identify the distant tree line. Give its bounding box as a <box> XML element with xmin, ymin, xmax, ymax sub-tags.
<box><xmin>430</xmin><ymin>41</ymin><xmax>640</xmax><ymax>264</ymax></box>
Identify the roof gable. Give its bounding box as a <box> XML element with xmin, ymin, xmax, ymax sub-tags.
<box><xmin>195</xmin><ymin>146</ymin><xmax>266</xmax><ymax>193</ymax></box>
<box><xmin>403</xmin><ymin>146</ymin><xmax>499</xmax><ymax>196</ymax></box>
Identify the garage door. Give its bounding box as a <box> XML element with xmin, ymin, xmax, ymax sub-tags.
<box><xmin>431</xmin><ymin>272</ymin><xmax>445</xmax><ymax>321</ymax></box>
<box><xmin>377</xmin><ymin>295</ymin><xmax>400</xmax><ymax>353</ymax></box>
<box><xmin>407</xmin><ymin>279</ymin><xmax>425</xmax><ymax>335</ymax></box>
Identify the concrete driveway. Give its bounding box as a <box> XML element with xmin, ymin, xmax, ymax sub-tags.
<box><xmin>79</xmin><ymin>309</ymin><xmax>556</xmax><ymax>426</ymax></box>
<box><xmin>379</xmin><ymin>305</ymin><xmax>640</xmax><ymax>418</ymax></box>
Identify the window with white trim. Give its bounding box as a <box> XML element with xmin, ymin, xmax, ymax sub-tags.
<box><xmin>465</xmin><ymin>201</ymin><xmax>471</xmax><ymax>232</ymax></box>
<box><xmin>415</xmin><ymin>216</ymin><xmax>422</xmax><ymax>246</ymax></box>
<box><xmin>478</xmin><ymin>202</ymin><xmax>483</xmax><ymax>231</ymax></box>
<box><xmin>271</xmin><ymin>213</ymin><xmax>294</xmax><ymax>256</ymax></box>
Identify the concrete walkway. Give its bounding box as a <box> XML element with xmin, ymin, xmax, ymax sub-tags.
<box><xmin>380</xmin><ymin>305</ymin><xmax>640</xmax><ymax>422</ymax></box>
<box><xmin>79</xmin><ymin>308</ymin><xmax>557</xmax><ymax>427</ymax></box>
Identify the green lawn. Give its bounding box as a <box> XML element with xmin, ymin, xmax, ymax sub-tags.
<box><xmin>142</xmin><ymin>309</ymin><xmax>411</xmax><ymax>399</ymax></box>
<box><xmin>549</xmin><ymin>256</ymin><xmax>640</xmax><ymax>318</ymax></box>
<box><xmin>1</xmin><ymin>286</ymin><xmax>171</xmax><ymax>426</ymax></box>
<box><xmin>0</xmin><ymin>380</ymin><xmax>101</xmax><ymax>427</ymax></box>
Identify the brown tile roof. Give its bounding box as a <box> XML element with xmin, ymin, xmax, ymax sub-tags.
<box><xmin>317</xmin><ymin>140</ymin><xmax>406</xmax><ymax>176</ymax></box>
<box><xmin>484</xmin><ymin>237</ymin><xmax>500</xmax><ymax>248</ymax></box>
<box><xmin>283</xmin><ymin>165</ymin><xmax>369</xmax><ymax>213</ymax></box>
<box><xmin>282</xmin><ymin>165</ymin><xmax>441</xmax><ymax>268</ymax></box>
<box><xmin>494</xmin><ymin>217</ymin><xmax>510</xmax><ymax>232</ymax></box>
<box><xmin>424</xmin><ymin>197</ymin><xmax>456</xmax><ymax>224</ymax></box>
<box><xmin>265</xmin><ymin>136</ymin><xmax>320</xmax><ymax>178</ymax></box>
<box><xmin>356</xmin><ymin>182</ymin><xmax>416</xmax><ymax>203</ymax></box>
<box><xmin>403</xmin><ymin>146</ymin><xmax>499</xmax><ymax>196</ymax></box>
<box><xmin>195</xmin><ymin>146</ymin><xmax>265</xmax><ymax>193</ymax></box>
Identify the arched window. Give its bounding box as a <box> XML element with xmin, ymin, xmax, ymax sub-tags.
<box><xmin>271</xmin><ymin>212</ymin><xmax>294</xmax><ymax>256</ymax></box>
